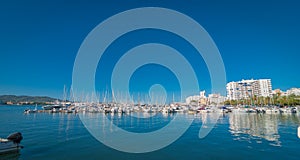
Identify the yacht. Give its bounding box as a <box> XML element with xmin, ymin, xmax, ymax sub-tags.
<box><xmin>42</xmin><ymin>104</ymin><xmax>62</xmax><ymax>110</ymax></box>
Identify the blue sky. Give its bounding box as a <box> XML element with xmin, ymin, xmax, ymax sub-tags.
<box><xmin>0</xmin><ymin>0</ymin><xmax>299</xmax><ymax>100</ymax></box>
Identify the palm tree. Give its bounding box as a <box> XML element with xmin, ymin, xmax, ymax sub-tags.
<box><xmin>287</xmin><ymin>94</ymin><xmax>299</xmax><ymax>106</ymax></box>
<box><xmin>265</xmin><ymin>96</ymin><xmax>270</xmax><ymax>106</ymax></box>
<box><xmin>279</xmin><ymin>96</ymin><xmax>287</xmax><ymax>106</ymax></box>
<box><xmin>275</xmin><ymin>92</ymin><xmax>281</xmax><ymax>106</ymax></box>
<box><xmin>252</xmin><ymin>95</ymin><xmax>257</xmax><ymax>106</ymax></box>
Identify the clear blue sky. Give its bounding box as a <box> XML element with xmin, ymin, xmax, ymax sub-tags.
<box><xmin>0</xmin><ymin>0</ymin><xmax>299</xmax><ymax>100</ymax></box>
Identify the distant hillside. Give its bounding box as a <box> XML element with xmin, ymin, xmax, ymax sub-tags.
<box><xmin>0</xmin><ymin>95</ymin><xmax>60</xmax><ymax>104</ymax></box>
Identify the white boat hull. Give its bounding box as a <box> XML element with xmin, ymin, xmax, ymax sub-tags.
<box><xmin>0</xmin><ymin>140</ymin><xmax>21</xmax><ymax>154</ymax></box>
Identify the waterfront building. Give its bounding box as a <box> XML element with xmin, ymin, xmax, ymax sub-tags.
<box><xmin>286</xmin><ymin>88</ymin><xmax>300</xmax><ymax>96</ymax></box>
<box><xmin>253</xmin><ymin>79</ymin><xmax>273</xmax><ymax>97</ymax></box>
<box><xmin>272</xmin><ymin>89</ymin><xmax>287</xmax><ymax>96</ymax></box>
<box><xmin>226</xmin><ymin>79</ymin><xmax>272</xmax><ymax>100</ymax></box>
<box><xmin>226</xmin><ymin>81</ymin><xmax>240</xmax><ymax>100</ymax></box>
<box><xmin>200</xmin><ymin>91</ymin><xmax>205</xmax><ymax>98</ymax></box>
<box><xmin>6</xmin><ymin>101</ymin><xmax>13</xmax><ymax>105</ymax></box>
<box><xmin>273</xmin><ymin>89</ymin><xmax>283</xmax><ymax>95</ymax></box>
<box><xmin>208</xmin><ymin>93</ymin><xmax>226</xmax><ymax>105</ymax></box>
<box><xmin>186</xmin><ymin>90</ymin><xmax>208</xmax><ymax>105</ymax></box>
<box><xmin>185</xmin><ymin>95</ymin><xmax>201</xmax><ymax>104</ymax></box>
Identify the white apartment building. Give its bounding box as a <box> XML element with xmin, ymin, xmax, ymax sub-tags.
<box><xmin>208</xmin><ymin>93</ymin><xmax>227</xmax><ymax>105</ymax></box>
<box><xmin>226</xmin><ymin>79</ymin><xmax>272</xmax><ymax>100</ymax></box>
<box><xmin>185</xmin><ymin>91</ymin><xmax>207</xmax><ymax>105</ymax></box>
<box><xmin>185</xmin><ymin>95</ymin><xmax>201</xmax><ymax>104</ymax></box>
<box><xmin>286</xmin><ymin>88</ymin><xmax>300</xmax><ymax>96</ymax></box>
<box><xmin>226</xmin><ymin>82</ymin><xmax>239</xmax><ymax>100</ymax></box>
<box><xmin>253</xmin><ymin>79</ymin><xmax>272</xmax><ymax>97</ymax></box>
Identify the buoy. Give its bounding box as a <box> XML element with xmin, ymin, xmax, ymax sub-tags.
<box><xmin>298</xmin><ymin>126</ymin><xmax>300</xmax><ymax>138</ymax></box>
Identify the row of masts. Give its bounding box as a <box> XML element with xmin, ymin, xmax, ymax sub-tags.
<box><xmin>62</xmin><ymin>85</ymin><xmax>176</xmax><ymax>105</ymax></box>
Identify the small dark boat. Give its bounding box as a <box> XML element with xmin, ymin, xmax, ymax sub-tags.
<box><xmin>0</xmin><ymin>132</ymin><xmax>23</xmax><ymax>154</ymax></box>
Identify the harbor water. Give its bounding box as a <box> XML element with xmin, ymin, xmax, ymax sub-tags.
<box><xmin>1</xmin><ymin>105</ymin><xmax>300</xmax><ymax>160</ymax></box>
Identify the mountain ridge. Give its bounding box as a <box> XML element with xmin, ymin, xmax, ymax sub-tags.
<box><xmin>0</xmin><ymin>95</ymin><xmax>61</xmax><ymax>104</ymax></box>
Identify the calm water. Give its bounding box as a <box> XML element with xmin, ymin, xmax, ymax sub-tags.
<box><xmin>1</xmin><ymin>105</ymin><xmax>300</xmax><ymax>160</ymax></box>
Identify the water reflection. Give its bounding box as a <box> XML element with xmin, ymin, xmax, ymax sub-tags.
<box><xmin>229</xmin><ymin>113</ymin><xmax>280</xmax><ymax>145</ymax></box>
<box><xmin>278</xmin><ymin>114</ymin><xmax>300</xmax><ymax>125</ymax></box>
<box><xmin>86</xmin><ymin>113</ymin><xmax>177</xmax><ymax>133</ymax></box>
<box><xmin>79</xmin><ymin>113</ymin><xmax>194</xmax><ymax>153</ymax></box>
<box><xmin>0</xmin><ymin>152</ymin><xmax>20</xmax><ymax>160</ymax></box>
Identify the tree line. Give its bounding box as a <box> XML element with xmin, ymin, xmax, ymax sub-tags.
<box><xmin>224</xmin><ymin>94</ymin><xmax>300</xmax><ymax>106</ymax></box>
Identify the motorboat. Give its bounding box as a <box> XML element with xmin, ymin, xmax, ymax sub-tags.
<box><xmin>24</xmin><ymin>104</ymin><xmax>38</xmax><ymax>114</ymax></box>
